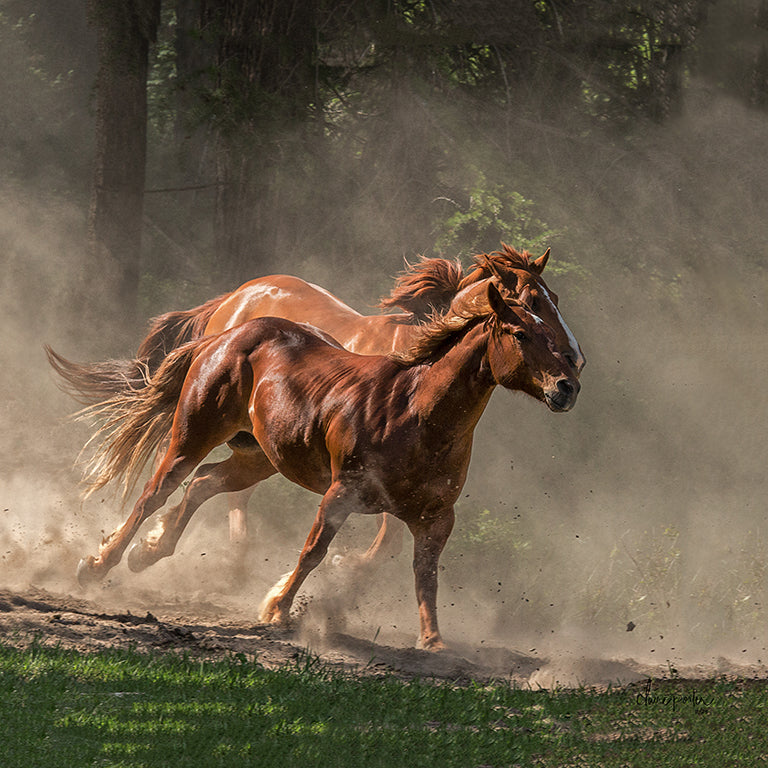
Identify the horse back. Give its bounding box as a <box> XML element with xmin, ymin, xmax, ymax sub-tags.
<box><xmin>203</xmin><ymin>274</ymin><xmax>413</xmax><ymax>355</ymax></box>
<box><xmin>204</xmin><ymin>275</ymin><xmax>360</xmax><ymax>335</ymax></box>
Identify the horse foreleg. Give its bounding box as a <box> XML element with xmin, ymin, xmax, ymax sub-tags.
<box><xmin>408</xmin><ymin>507</ymin><xmax>455</xmax><ymax>651</ymax></box>
<box><xmin>127</xmin><ymin>449</ymin><xmax>276</xmax><ymax>573</ymax></box>
<box><xmin>260</xmin><ymin>483</ymin><xmax>352</xmax><ymax>625</ymax></box>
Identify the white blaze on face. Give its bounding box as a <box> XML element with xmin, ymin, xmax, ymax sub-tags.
<box><xmin>539</xmin><ymin>284</ymin><xmax>585</xmax><ymax>370</ymax></box>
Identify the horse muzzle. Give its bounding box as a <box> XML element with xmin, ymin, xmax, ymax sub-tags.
<box><xmin>545</xmin><ymin>377</ymin><xmax>580</xmax><ymax>412</ymax></box>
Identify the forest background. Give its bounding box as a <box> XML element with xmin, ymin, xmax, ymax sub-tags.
<box><xmin>3</xmin><ymin>0</ymin><xmax>768</xmax><ymax>657</ymax></box>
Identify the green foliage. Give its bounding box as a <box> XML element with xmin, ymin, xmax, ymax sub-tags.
<box><xmin>433</xmin><ymin>170</ymin><xmax>556</xmax><ymax>258</ymax></box>
<box><xmin>452</xmin><ymin>506</ymin><xmax>531</xmax><ymax>559</ymax></box>
<box><xmin>146</xmin><ymin>6</ymin><xmax>177</xmax><ymax>142</ymax></box>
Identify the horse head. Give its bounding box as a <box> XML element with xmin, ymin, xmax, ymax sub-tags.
<box><xmin>483</xmin><ymin>282</ymin><xmax>580</xmax><ymax>412</ymax></box>
<box><xmin>463</xmin><ymin>243</ymin><xmax>586</xmax><ymax>375</ymax></box>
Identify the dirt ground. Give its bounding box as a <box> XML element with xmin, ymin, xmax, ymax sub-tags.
<box><xmin>2</xmin><ymin>582</ymin><xmax>767</xmax><ymax>688</ymax></box>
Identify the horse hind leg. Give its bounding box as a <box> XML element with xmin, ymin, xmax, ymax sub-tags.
<box><xmin>228</xmin><ymin>488</ymin><xmax>254</xmax><ymax>547</ymax></box>
<box><xmin>360</xmin><ymin>513</ymin><xmax>405</xmax><ymax>563</ymax></box>
<box><xmin>260</xmin><ymin>482</ymin><xmax>353</xmax><ymax>625</ymax></box>
<box><xmin>226</xmin><ymin>487</ymin><xmax>256</xmax><ymax>580</ymax></box>
<box><xmin>77</xmin><ymin>451</ymin><xmax>202</xmax><ymax>586</ymax></box>
<box><xmin>78</xmin><ymin>341</ymin><xmax>259</xmax><ymax>587</ymax></box>
<box><xmin>126</xmin><ymin>447</ymin><xmax>276</xmax><ymax>574</ymax></box>
<box><xmin>225</xmin><ymin>431</ymin><xmax>260</xmax><ymax>548</ymax></box>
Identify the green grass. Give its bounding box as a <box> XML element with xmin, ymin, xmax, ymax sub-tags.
<box><xmin>1</xmin><ymin>643</ymin><xmax>767</xmax><ymax>767</ymax></box>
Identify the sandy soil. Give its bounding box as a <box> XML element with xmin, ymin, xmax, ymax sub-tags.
<box><xmin>2</xmin><ymin>583</ymin><xmax>766</xmax><ymax>689</ymax></box>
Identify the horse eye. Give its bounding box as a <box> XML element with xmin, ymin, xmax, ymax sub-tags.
<box><xmin>513</xmin><ymin>330</ymin><xmax>527</xmax><ymax>342</ymax></box>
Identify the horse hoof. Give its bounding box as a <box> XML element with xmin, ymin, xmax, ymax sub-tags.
<box><xmin>126</xmin><ymin>542</ymin><xmax>149</xmax><ymax>573</ymax></box>
<box><xmin>259</xmin><ymin>601</ymin><xmax>280</xmax><ymax>624</ymax></box>
<box><xmin>259</xmin><ymin>599</ymin><xmax>291</xmax><ymax>626</ymax></box>
<box><xmin>259</xmin><ymin>572</ymin><xmax>292</xmax><ymax>624</ymax></box>
<box><xmin>417</xmin><ymin>637</ymin><xmax>446</xmax><ymax>653</ymax></box>
<box><xmin>76</xmin><ymin>557</ymin><xmax>101</xmax><ymax>588</ymax></box>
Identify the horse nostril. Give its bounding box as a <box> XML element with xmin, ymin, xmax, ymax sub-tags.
<box><xmin>547</xmin><ymin>377</ymin><xmax>579</xmax><ymax>412</ymax></box>
<box><xmin>557</xmin><ymin>378</ymin><xmax>577</xmax><ymax>397</ymax></box>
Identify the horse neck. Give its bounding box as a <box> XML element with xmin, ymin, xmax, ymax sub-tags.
<box><xmin>412</xmin><ymin>323</ymin><xmax>495</xmax><ymax>435</ymax></box>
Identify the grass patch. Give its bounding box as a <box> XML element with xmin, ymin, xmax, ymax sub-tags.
<box><xmin>1</xmin><ymin>643</ymin><xmax>767</xmax><ymax>767</ymax></box>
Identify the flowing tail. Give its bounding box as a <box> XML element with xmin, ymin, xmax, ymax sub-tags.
<box><xmin>46</xmin><ymin>293</ymin><xmax>228</xmax><ymax>406</ymax></box>
<box><xmin>136</xmin><ymin>294</ymin><xmax>229</xmax><ymax>374</ymax></box>
<box><xmin>74</xmin><ymin>336</ymin><xmax>211</xmax><ymax>499</ymax></box>
<box><xmin>45</xmin><ymin>347</ymin><xmax>151</xmax><ymax>405</ymax></box>
<box><xmin>378</xmin><ymin>257</ymin><xmax>464</xmax><ymax>320</ymax></box>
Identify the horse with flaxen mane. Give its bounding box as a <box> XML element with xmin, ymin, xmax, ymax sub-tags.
<box><xmin>72</xmin><ymin>281</ymin><xmax>579</xmax><ymax>649</ymax></box>
<box><xmin>47</xmin><ymin>244</ymin><xmax>585</xmax><ymax>560</ymax></box>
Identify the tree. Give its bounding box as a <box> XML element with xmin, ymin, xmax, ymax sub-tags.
<box><xmin>185</xmin><ymin>0</ymin><xmax>320</xmax><ymax>286</ymax></box>
<box><xmin>137</xmin><ymin>0</ymin><xmax>718</xmax><ymax>305</ymax></box>
<box><xmin>88</xmin><ymin>0</ymin><xmax>160</xmax><ymax>327</ymax></box>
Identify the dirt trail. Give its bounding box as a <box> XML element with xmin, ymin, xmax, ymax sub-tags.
<box><xmin>2</xmin><ymin>585</ymin><xmax>766</xmax><ymax>688</ymax></box>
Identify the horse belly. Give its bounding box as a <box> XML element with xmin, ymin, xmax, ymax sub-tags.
<box><xmin>249</xmin><ymin>415</ymin><xmax>333</xmax><ymax>496</ymax></box>
<box><xmin>267</xmin><ymin>447</ymin><xmax>332</xmax><ymax>496</ymax></box>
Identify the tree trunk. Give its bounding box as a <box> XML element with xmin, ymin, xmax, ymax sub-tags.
<box><xmin>200</xmin><ymin>0</ymin><xmax>317</xmax><ymax>287</ymax></box>
<box><xmin>88</xmin><ymin>0</ymin><xmax>160</xmax><ymax>330</ymax></box>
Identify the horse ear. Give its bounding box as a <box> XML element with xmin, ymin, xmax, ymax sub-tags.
<box><xmin>487</xmin><ymin>281</ymin><xmax>508</xmax><ymax>316</ymax></box>
<box><xmin>530</xmin><ymin>248</ymin><xmax>551</xmax><ymax>275</ymax></box>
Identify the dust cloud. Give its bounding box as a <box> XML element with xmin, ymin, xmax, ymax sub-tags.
<box><xmin>2</xmin><ymin>16</ymin><xmax>768</xmax><ymax>688</ymax></box>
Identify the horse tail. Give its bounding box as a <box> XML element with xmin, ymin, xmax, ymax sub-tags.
<box><xmin>76</xmin><ymin>336</ymin><xmax>209</xmax><ymax>499</ymax></box>
<box><xmin>136</xmin><ymin>293</ymin><xmax>230</xmax><ymax>374</ymax></box>
<box><xmin>45</xmin><ymin>294</ymin><xmax>229</xmax><ymax>406</ymax></box>
<box><xmin>45</xmin><ymin>346</ymin><xmax>151</xmax><ymax>405</ymax></box>
<box><xmin>378</xmin><ymin>257</ymin><xmax>465</xmax><ymax>321</ymax></box>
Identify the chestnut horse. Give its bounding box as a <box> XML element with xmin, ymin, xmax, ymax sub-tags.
<box><xmin>48</xmin><ymin>244</ymin><xmax>584</xmax><ymax>558</ymax></box>
<box><xmin>73</xmin><ymin>281</ymin><xmax>579</xmax><ymax>649</ymax></box>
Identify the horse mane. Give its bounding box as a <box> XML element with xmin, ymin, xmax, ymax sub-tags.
<box><xmin>388</xmin><ymin>281</ymin><xmax>496</xmax><ymax>367</ymax></box>
<box><xmin>378</xmin><ymin>257</ymin><xmax>465</xmax><ymax>320</ymax></box>
<box><xmin>379</xmin><ymin>243</ymin><xmax>535</xmax><ymax>320</ymax></box>
<box><xmin>463</xmin><ymin>243</ymin><xmax>532</xmax><ymax>285</ymax></box>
